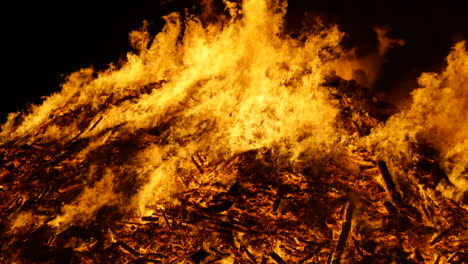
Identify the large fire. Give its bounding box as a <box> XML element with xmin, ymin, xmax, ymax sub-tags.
<box><xmin>1</xmin><ymin>0</ymin><xmax>467</xmax><ymax>263</ymax></box>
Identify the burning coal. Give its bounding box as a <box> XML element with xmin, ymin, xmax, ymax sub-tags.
<box><xmin>1</xmin><ymin>0</ymin><xmax>467</xmax><ymax>263</ymax></box>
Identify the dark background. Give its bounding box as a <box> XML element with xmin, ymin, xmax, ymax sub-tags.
<box><xmin>2</xmin><ymin>0</ymin><xmax>467</xmax><ymax>123</ymax></box>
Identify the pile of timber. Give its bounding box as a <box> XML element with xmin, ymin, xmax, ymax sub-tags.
<box><xmin>1</xmin><ymin>77</ymin><xmax>467</xmax><ymax>263</ymax></box>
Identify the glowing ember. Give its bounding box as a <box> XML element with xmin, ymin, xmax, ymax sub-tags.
<box><xmin>1</xmin><ymin>0</ymin><xmax>467</xmax><ymax>263</ymax></box>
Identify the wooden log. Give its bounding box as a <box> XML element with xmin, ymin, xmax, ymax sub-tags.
<box><xmin>269</xmin><ymin>251</ymin><xmax>287</xmax><ymax>264</ymax></box>
<box><xmin>161</xmin><ymin>209</ymin><xmax>172</xmax><ymax>230</ymax></box>
<box><xmin>240</xmin><ymin>246</ymin><xmax>257</xmax><ymax>263</ymax></box>
<box><xmin>109</xmin><ymin>241</ymin><xmax>141</xmax><ymax>257</ymax></box>
<box><xmin>331</xmin><ymin>200</ymin><xmax>354</xmax><ymax>264</ymax></box>
<box><xmin>377</xmin><ymin>160</ymin><xmax>403</xmax><ymax>205</ymax></box>
<box><xmin>430</xmin><ymin>229</ymin><xmax>451</xmax><ymax>245</ymax></box>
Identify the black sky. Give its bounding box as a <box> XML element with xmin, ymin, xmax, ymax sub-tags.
<box><xmin>2</xmin><ymin>0</ymin><xmax>467</xmax><ymax>123</ymax></box>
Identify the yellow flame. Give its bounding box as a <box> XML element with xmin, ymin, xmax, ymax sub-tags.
<box><xmin>1</xmin><ymin>0</ymin><xmax>348</xmax><ymax>223</ymax></box>
<box><xmin>366</xmin><ymin>41</ymin><xmax>468</xmax><ymax>203</ymax></box>
<box><xmin>49</xmin><ymin>168</ymin><xmax>117</xmax><ymax>228</ymax></box>
<box><xmin>2</xmin><ymin>0</ymin><xmax>467</xmax><ymax>227</ymax></box>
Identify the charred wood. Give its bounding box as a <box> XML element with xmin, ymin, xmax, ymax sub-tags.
<box><xmin>331</xmin><ymin>200</ymin><xmax>354</xmax><ymax>264</ymax></box>
<box><xmin>272</xmin><ymin>196</ymin><xmax>281</xmax><ymax>213</ymax></box>
<box><xmin>270</xmin><ymin>251</ymin><xmax>287</xmax><ymax>264</ymax></box>
<box><xmin>190</xmin><ymin>248</ymin><xmax>210</xmax><ymax>263</ymax></box>
<box><xmin>447</xmin><ymin>252</ymin><xmax>459</xmax><ymax>263</ymax></box>
<box><xmin>1</xmin><ymin>196</ymin><xmax>23</xmax><ymax>214</ymax></box>
<box><xmin>191</xmin><ymin>155</ymin><xmax>205</xmax><ymax>175</ymax></box>
<box><xmin>141</xmin><ymin>216</ymin><xmax>159</xmax><ymax>222</ymax></box>
<box><xmin>108</xmin><ymin>241</ymin><xmax>141</xmax><ymax>257</ymax></box>
<box><xmin>240</xmin><ymin>245</ymin><xmax>257</xmax><ymax>263</ymax></box>
<box><xmin>161</xmin><ymin>209</ymin><xmax>172</xmax><ymax>230</ymax></box>
<box><xmin>126</xmin><ymin>257</ymin><xmax>162</xmax><ymax>264</ymax></box>
<box><xmin>430</xmin><ymin>229</ymin><xmax>451</xmax><ymax>245</ymax></box>
<box><xmin>1</xmin><ymin>81</ymin><xmax>467</xmax><ymax>264</ymax></box>
<box><xmin>377</xmin><ymin>160</ymin><xmax>403</xmax><ymax>205</ymax></box>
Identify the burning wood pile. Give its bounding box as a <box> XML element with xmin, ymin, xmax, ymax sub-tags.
<box><xmin>1</xmin><ymin>75</ymin><xmax>466</xmax><ymax>263</ymax></box>
<box><xmin>1</xmin><ymin>0</ymin><xmax>468</xmax><ymax>263</ymax></box>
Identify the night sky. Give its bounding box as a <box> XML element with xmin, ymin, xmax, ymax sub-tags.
<box><xmin>2</xmin><ymin>0</ymin><xmax>467</xmax><ymax>124</ymax></box>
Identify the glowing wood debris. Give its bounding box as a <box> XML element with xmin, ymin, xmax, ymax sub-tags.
<box><xmin>1</xmin><ymin>0</ymin><xmax>467</xmax><ymax>263</ymax></box>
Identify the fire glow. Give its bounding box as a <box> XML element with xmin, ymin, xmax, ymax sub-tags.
<box><xmin>1</xmin><ymin>0</ymin><xmax>467</xmax><ymax>263</ymax></box>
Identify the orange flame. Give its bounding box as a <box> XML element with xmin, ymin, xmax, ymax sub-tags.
<box><xmin>1</xmin><ymin>0</ymin><xmax>467</xmax><ymax>229</ymax></box>
<box><xmin>2</xmin><ymin>0</ymin><xmax>347</xmax><ymax>226</ymax></box>
<box><xmin>367</xmin><ymin>41</ymin><xmax>468</xmax><ymax>205</ymax></box>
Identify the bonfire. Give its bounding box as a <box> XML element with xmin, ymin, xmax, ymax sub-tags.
<box><xmin>1</xmin><ymin>0</ymin><xmax>467</xmax><ymax>263</ymax></box>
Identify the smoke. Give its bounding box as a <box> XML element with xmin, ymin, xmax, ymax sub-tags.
<box><xmin>374</xmin><ymin>26</ymin><xmax>405</xmax><ymax>56</ymax></box>
<box><xmin>199</xmin><ymin>0</ymin><xmax>219</xmax><ymax>23</ymax></box>
<box><xmin>335</xmin><ymin>26</ymin><xmax>405</xmax><ymax>88</ymax></box>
